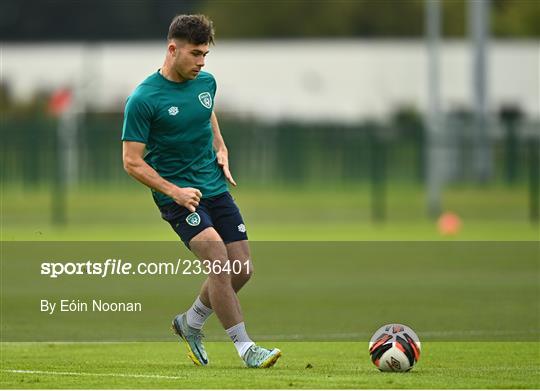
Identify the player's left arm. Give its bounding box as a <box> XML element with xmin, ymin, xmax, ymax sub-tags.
<box><xmin>211</xmin><ymin>111</ymin><xmax>237</xmax><ymax>186</ymax></box>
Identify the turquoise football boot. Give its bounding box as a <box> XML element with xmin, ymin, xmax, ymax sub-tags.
<box><xmin>242</xmin><ymin>345</ymin><xmax>282</xmax><ymax>368</ymax></box>
<box><xmin>171</xmin><ymin>313</ymin><xmax>209</xmax><ymax>366</ymax></box>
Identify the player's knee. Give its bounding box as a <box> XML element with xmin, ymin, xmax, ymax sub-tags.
<box><xmin>208</xmin><ymin>259</ymin><xmax>234</xmax><ymax>281</ymax></box>
<box><xmin>235</xmin><ymin>270</ymin><xmax>251</xmax><ymax>287</ymax></box>
<box><xmin>245</xmin><ymin>261</ymin><xmax>254</xmax><ymax>280</ymax></box>
<box><xmin>239</xmin><ymin>260</ymin><xmax>254</xmax><ymax>284</ymax></box>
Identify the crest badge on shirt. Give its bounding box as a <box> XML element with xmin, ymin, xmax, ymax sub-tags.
<box><xmin>198</xmin><ymin>92</ymin><xmax>212</xmax><ymax>109</ymax></box>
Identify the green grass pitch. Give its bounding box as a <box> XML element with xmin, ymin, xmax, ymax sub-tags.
<box><xmin>1</xmin><ymin>342</ymin><xmax>539</xmax><ymax>388</ymax></box>
<box><xmin>1</xmin><ymin>185</ymin><xmax>539</xmax><ymax>388</ymax></box>
<box><xmin>2</xmin><ymin>184</ymin><xmax>538</xmax><ymax>241</ymax></box>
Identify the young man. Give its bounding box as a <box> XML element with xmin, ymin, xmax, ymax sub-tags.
<box><xmin>121</xmin><ymin>14</ymin><xmax>281</xmax><ymax>368</ymax></box>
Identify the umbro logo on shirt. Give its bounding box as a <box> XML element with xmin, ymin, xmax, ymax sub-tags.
<box><xmin>168</xmin><ymin>106</ymin><xmax>179</xmax><ymax>116</ymax></box>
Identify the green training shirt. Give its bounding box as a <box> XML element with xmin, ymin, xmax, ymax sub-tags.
<box><xmin>122</xmin><ymin>70</ymin><xmax>227</xmax><ymax>206</ymax></box>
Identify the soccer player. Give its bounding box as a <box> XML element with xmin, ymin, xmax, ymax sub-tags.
<box><xmin>121</xmin><ymin>14</ymin><xmax>281</xmax><ymax>368</ymax></box>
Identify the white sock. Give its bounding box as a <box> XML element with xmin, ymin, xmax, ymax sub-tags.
<box><xmin>226</xmin><ymin>322</ymin><xmax>255</xmax><ymax>358</ymax></box>
<box><xmin>185</xmin><ymin>296</ymin><xmax>213</xmax><ymax>329</ymax></box>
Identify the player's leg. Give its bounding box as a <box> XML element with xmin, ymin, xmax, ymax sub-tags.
<box><xmin>209</xmin><ymin>193</ymin><xmax>253</xmax><ymax>293</ymax></box>
<box><xmin>190</xmin><ymin>227</ymin><xmax>278</xmax><ymax>366</ymax></box>
<box><xmin>226</xmin><ymin>240</ymin><xmax>253</xmax><ymax>292</ymax></box>
<box><xmin>191</xmin><ymin>243</ymin><xmax>250</xmax><ymax>352</ymax></box>
<box><xmin>208</xmin><ymin>192</ymin><xmax>282</xmax><ymax>368</ymax></box>
<box><xmin>172</xmin><ymin>227</ymin><xmax>243</xmax><ymax>367</ymax></box>
<box><xmin>195</xmin><ymin>238</ymin><xmax>280</xmax><ymax>367</ymax></box>
<box><xmin>195</xmin><ymin>193</ymin><xmax>252</xmax><ymax>310</ymax></box>
<box><xmin>160</xmin><ymin>202</ymin><xmax>216</xmax><ymax>366</ymax></box>
<box><xmin>197</xmin><ymin>240</ymin><xmax>252</xmax><ymax>306</ymax></box>
<box><xmin>189</xmin><ymin>227</ymin><xmax>243</xmax><ymax>328</ymax></box>
<box><xmin>193</xmin><ymin>242</ymin><xmax>253</xmax><ymax>362</ymax></box>
<box><xmin>223</xmin><ymin>239</ymin><xmax>281</xmax><ymax>368</ymax></box>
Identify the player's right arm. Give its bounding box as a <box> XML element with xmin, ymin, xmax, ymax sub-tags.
<box><xmin>122</xmin><ymin>90</ymin><xmax>200</xmax><ymax>212</ymax></box>
<box><xmin>122</xmin><ymin>141</ymin><xmax>201</xmax><ymax>212</ymax></box>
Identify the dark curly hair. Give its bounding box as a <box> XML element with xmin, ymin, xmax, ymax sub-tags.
<box><xmin>167</xmin><ymin>14</ymin><xmax>215</xmax><ymax>45</ymax></box>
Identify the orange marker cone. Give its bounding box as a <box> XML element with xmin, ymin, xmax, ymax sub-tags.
<box><xmin>437</xmin><ymin>212</ymin><xmax>462</xmax><ymax>235</ymax></box>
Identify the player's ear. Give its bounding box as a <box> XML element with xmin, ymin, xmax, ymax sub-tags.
<box><xmin>167</xmin><ymin>41</ymin><xmax>177</xmax><ymax>56</ymax></box>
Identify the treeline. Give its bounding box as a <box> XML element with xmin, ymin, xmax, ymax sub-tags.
<box><xmin>0</xmin><ymin>0</ymin><xmax>538</xmax><ymax>41</ymax></box>
<box><xmin>203</xmin><ymin>0</ymin><xmax>539</xmax><ymax>38</ymax></box>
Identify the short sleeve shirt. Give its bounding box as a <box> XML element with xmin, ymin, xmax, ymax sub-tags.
<box><xmin>122</xmin><ymin>70</ymin><xmax>227</xmax><ymax>206</ymax></box>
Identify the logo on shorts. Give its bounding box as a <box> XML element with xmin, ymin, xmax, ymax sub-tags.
<box><xmin>186</xmin><ymin>212</ymin><xmax>201</xmax><ymax>226</ymax></box>
<box><xmin>237</xmin><ymin>223</ymin><xmax>246</xmax><ymax>233</ymax></box>
<box><xmin>198</xmin><ymin>92</ymin><xmax>212</xmax><ymax>109</ymax></box>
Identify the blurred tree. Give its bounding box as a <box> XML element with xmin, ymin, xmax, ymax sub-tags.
<box><xmin>0</xmin><ymin>0</ymin><xmax>537</xmax><ymax>41</ymax></box>
<box><xmin>491</xmin><ymin>0</ymin><xmax>540</xmax><ymax>37</ymax></box>
<box><xmin>201</xmin><ymin>0</ymin><xmax>539</xmax><ymax>38</ymax></box>
<box><xmin>441</xmin><ymin>0</ymin><xmax>467</xmax><ymax>37</ymax></box>
<box><xmin>201</xmin><ymin>0</ymin><xmax>425</xmax><ymax>38</ymax></box>
<box><xmin>0</xmin><ymin>0</ymin><xmax>198</xmax><ymax>41</ymax></box>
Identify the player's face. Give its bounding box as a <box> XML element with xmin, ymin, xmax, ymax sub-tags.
<box><xmin>171</xmin><ymin>40</ymin><xmax>209</xmax><ymax>81</ymax></box>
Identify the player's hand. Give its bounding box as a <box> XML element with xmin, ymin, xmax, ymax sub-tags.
<box><xmin>216</xmin><ymin>150</ymin><xmax>237</xmax><ymax>186</ymax></box>
<box><xmin>171</xmin><ymin>187</ymin><xmax>202</xmax><ymax>212</ymax></box>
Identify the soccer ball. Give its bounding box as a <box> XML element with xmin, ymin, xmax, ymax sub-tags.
<box><xmin>369</xmin><ymin>323</ymin><xmax>421</xmax><ymax>372</ymax></box>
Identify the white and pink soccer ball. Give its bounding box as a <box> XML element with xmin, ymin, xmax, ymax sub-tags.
<box><xmin>369</xmin><ymin>323</ymin><xmax>421</xmax><ymax>372</ymax></box>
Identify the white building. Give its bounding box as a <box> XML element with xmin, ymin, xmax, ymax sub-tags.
<box><xmin>2</xmin><ymin>40</ymin><xmax>539</xmax><ymax>122</ymax></box>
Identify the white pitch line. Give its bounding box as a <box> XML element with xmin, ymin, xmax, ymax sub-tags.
<box><xmin>2</xmin><ymin>369</ymin><xmax>185</xmax><ymax>380</ymax></box>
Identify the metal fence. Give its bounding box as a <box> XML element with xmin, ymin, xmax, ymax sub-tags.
<box><xmin>2</xmin><ymin>112</ymin><xmax>536</xmax><ymax>187</ymax></box>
